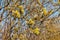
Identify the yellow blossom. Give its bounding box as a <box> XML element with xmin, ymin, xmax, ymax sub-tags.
<box><xmin>18</xmin><ymin>5</ymin><xmax>24</xmax><ymax>14</ymax></box>
<box><xmin>16</xmin><ymin>13</ymin><xmax>20</xmax><ymax>18</ymax></box>
<box><xmin>28</xmin><ymin>19</ymin><xmax>35</xmax><ymax>25</ymax></box>
<box><xmin>18</xmin><ymin>5</ymin><xmax>23</xmax><ymax>9</ymax></box>
<box><xmin>21</xmin><ymin>9</ymin><xmax>24</xmax><ymax>14</ymax></box>
<box><xmin>43</xmin><ymin>8</ymin><xmax>48</xmax><ymax>16</ymax></box>
<box><xmin>33</xmin><ymin>27</ymin><xmax>40</xmax><ymax>35</ymax></box>
<box><xmin>12</xmin><ymin>10</ymin><xmax>20</xmax><ymax>18</ymax></box>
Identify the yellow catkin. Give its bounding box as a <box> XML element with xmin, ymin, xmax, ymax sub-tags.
<box><xmin>21</xmin><ymin>9</ymin><xmax>24</xmax><ymax>14</ymax></box>
<box><xmin>28</xmin><ymin>19</ymin><xmax>35</xmax><ymax>25</ymax></box>
<box><xmin>18</xmin><ymin>5</ymin><xmax>24</xmax><ymax>14</ymax></box>
<box><xmin>12</xmin><ymin>10</ymin><xmax>20</xmax><ymax>18</ymax></box>
<box><xmin>33</xmin><ymin>27</ymin><xmax>40</xmax><ymax>35</ymax></box>
<box><xmin>18</xmin><ymin>5</ymin><xmax>23</xmax><ymax>9</ymax></box>
<box><xmin>43</xmin><ymin>8</ymin><xmax>48</xmax><ymax>16</ymax></box>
